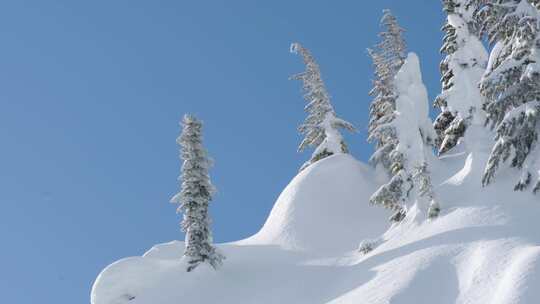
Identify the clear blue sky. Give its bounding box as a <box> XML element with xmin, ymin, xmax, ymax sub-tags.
<box><xmin>0</xmin><ymin>1</ymin><xmax>445</xmax><ymax>303</ymax></box>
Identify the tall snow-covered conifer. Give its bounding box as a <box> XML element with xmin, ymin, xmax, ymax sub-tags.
<box><xmin>478</xmin><ymin>1</ymin><xmax>540</xmax><ymax>193</ymax></box>
<box><xmin>368</xmin><ymin>11</ymin><xmax>438</xmax><ymax>221</ymax></box>
<box><xmin>434</xmin><ymin>0</ymin><xmax>488</xmax><ymax>154</ymax></box>
<box><xmin>290</xmin><ymin>42</ymin><xmax>356</xmax><ymax>171</ymax></box>
<box><xmin>170</xmin><ymin>114</ymin><xmax>224</xmax><ymax>272</ymax></box>
<box><xmin>368</xmin><ymin>9</ymin><xmax>407</xmax><ymax>176</ymax></box>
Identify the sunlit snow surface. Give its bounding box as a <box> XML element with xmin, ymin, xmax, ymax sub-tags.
<box><xmin>92</xmin><ymin>153</ymin><xmax>540</xmax><ymax>304</ymax></box>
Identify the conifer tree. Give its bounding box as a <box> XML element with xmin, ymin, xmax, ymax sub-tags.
<box><xmin>368</xmin><ymin>9</ymin><xmax>407</xmax><ymax>175</ymax></box>
<box><xmin>369</xmin><ymin>52</ymin><xmax>437</xmax><ymax>221</ymax></box>
<box><xmin>478</xmin><ymin>1</ymin><xmax>540</xmax><ymax>193</ymax></box>
<box><xmin>368</xmin><ymin>11</ymin><xmax>437</xmax><ymax>221</ymax></box>
<box><xmin>170</xmin><ymin>114</ymin><xmax>225</xmax><ymax>272</ymax></box>
<box><xmin>413</xmin><ymin>162</ymin><xmax>441</xmax><ymax>219</ymax></box>
<box><xmin>290</xmin><ymin>42</ymin><xmax>356</xmax><ymax>171</ymax></box>
<box><xmin>434</xmin><ymin>0</ymin><xmax>488</xmax><ymax>155</ymax></box>
<box><xmin>378</xmin><ymin>9</ymin><xmax>408</xmax><ymax>71</ymax></box>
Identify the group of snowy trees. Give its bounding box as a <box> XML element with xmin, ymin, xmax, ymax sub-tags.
<box><xmin>170</xmin><ymin>0</ymin><xmax>540</xmax><ymax>272</ymax></box>
<box><xmin>366</xmin><ymin>1</ymin><xmax>540</xmax><ymax>222</ymax></box>
<box><xmin>285</xmin><ymin>10</ymin><xmax>443</xmax><ymax>223</ymax></box>
<box><xmin>479</xmin><ymin>0</ymin><xmax>540</xmax><ymax>192</ymax></box>
<box><xmin>290</xmin><ymin>0</ymin><xmax>540</xmax><ymax>222</ymax></box>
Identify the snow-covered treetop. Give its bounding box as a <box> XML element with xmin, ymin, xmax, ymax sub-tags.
<box><xmin>478</xmin><ymin>1</ymin><xmax>540</xmax><ymax>193</ymax></box>
<box><xmin>478</xmin><ymin>0</ymin><xmax>537</xmax><ymax>45</ymax></box>
<box><xmin>478</xmin><ymin>0</ymin><xmax>540</xmax><ymax>127</ymax></box>
<box><xmin>437</xmin><ymin>0</ymin><xmax>487</xmax><ymax>114</ymax></box>
<box><xmin>367</xmin><ymin>9</ymin><xmax>409</xmax><ymax>174</ymax></box>
<box><xmin>170</xmin><ymin>114</ymin><xmax>216</xmax><ymax>209</ymax></box>
<box><xmin>433</xmin><ymin>0</ymin><xmax>489</xmax><ymax>154</ymax></box>
<box><xmin>290</xmin><ymin>42</ymin><xmax>355</xmax><ymax>170</ymax></box>
<box><xmin>394</xmin><ymin>53</ymin><xmax>435</xmax><ymax>164</ymax></box>
<box><xmin>378</xmin><ymin>9</ymin><xmax>407</xmax><ymax>73</ymax></box>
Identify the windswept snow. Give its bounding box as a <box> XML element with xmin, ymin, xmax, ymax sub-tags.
<box><xmin>92</xmin><ymin>152</ymin><xmax>540</xmax><ymax>304</ymax></box>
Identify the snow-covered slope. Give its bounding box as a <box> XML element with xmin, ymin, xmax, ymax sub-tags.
<box><xmin>91</xmin><ymin>154</ymin><xmax>540</xmax><ymax>304</ymax></box>
<box><xmin>238</xmin><ymin>154</ymin><xmax>389</xmax><ymax>253</ymax></box>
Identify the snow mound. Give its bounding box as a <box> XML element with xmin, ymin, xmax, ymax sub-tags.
<box><xmin>239</xmin><ymin>154</ymin><xmax>390</xmax><ymax>253</ymax></box>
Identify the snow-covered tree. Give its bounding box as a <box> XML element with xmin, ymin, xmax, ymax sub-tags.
<box><xmin>290</xmin><ymin>42</ymin><xmax>356</xmax><ymax>171</ymax></box>
<box><xmin>370</xmin><ymin>52</ymin><xmax>438</xmax><ymax>221</ymax></box>
<box><xmin>368</xmin><ymin>9</ymin><xmax>407</xmax><ymax>175</ymax></box>
<box><xmin>378</xmin><ymin>9</ymin><xmax>408</xmax><ymax>73</ymax></box>
<box><xmin>413</xmin><ymin>162</ymin><xmax>441</xmax><ymax>219</ymax></box>
<box><xmin>478</xmin><ymin>1</ymin><xmax>540</xmax><ymax>193</ymax></box>
<box><xmin>434</xmin><ymin>0</ymin><xmax>488</xmax><ymax>155</ymax></box>
<box><xmin>170</xmin><ymin>114</ymin><xmax>225</xmax><ymax>272</ymax></box>
<box><xmin>368</xmin><ymin>10</ymin><xmax>437</xmax><ymax>221</ymax></box>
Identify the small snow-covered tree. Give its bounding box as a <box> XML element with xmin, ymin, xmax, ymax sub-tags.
<box><xmin>368</xmin><ymin>11</ymin><xmax>437</xmax><ymax>221</ymax></box>
<box><xmin>290</xmin><ymin>42</ymin><xmax>356</xmax><ymax>171</ymax></box>
<box><xmin>478</xmin><ymin>1</ymin><xmax>540</xmax><ymax>192</ymax></box>
<box><xmin>170</xmin><ymin>114</ymin><xmax>225</xmax><ymax>272</ymax></box>
<box><xmin>434</xmin><ymin>0</ymin><xmax>488</xmax><ymax>154</ymax></box>
<box><xmin>413</xmin><ymin>162</ymin><xmax>441</xmax><ymax>219</ymax></box>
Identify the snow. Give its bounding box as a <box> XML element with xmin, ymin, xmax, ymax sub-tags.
<box><xmin>395</xmin><ymin>53</ymin><xmax>430</xmax><ymax>127</ymax></box>
<box><xmin>92</xmin><ymin>150</ymin><xmax>540</xmax><ymax>304</ymax></box>
<box><xmin>393</xmin><ymin>52</ymin><xmax>435</xmax><ymax>168</ymax></box>
<box><xmin>309</xmin><ymin>115</ymin><xmax>353</xmax><ymax>165</ymax></box>
<box><xmin>239</xmin><ymin>154</ymin><xmax>389</xmax><ymax>253</ymax></box>
<box><xmin>445</xmin><ymin>9</ymin><xmax>488</xmax><ymax>124</ymax></box>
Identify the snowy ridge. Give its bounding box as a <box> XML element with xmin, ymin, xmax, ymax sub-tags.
<box><xmin>92</xmin><ymin>151</ymin><xmax>540</xmax><ymax>304</ymax></box>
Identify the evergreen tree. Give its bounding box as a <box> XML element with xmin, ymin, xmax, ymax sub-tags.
<box><xmin>368</xmin><ymin>9</ymin><xmax>408</xmax><ymax>175</ymax></box>
<box><xmin>170</xmin><ymin>114</ymin><xmax>225</xmax><ymax>272</ymax></box>
<box><xmin>378</xmin><ymin>9</ymin><xmax>408</xmax><ymax>72</ymax></box>
<box><xmin>478</xmin><ymin>1</ymin><xmax>540</xmax><ymax>193</ymax></box>
<box><xmin>413</xmin><ymin>162</ymin><xmax>441</xmax><ymax>219</ymax></box>
<box><xmin>368</xmin><ymin>11</ymin><xmax>437</xmax><ymax>221</ymax></box>
<box><xmin>434</xmin><ymin>0</ymin><xmax>488</xmax><ymax>155</ymax></box>
<box><xmin>369</xmin><ymin>51</ymin><xmax>437</xmax><ymax>221</ymax></box>
<box><xmin>290</xmin><ymin>42</ymin><xmax>356</xmax><ymax>171</ymax></box>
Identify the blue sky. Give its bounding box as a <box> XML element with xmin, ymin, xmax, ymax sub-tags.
<box><xmin>0</xmin><ymin>1</ymin><xmax>445</xmax><ymax>303</ymax></box>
